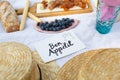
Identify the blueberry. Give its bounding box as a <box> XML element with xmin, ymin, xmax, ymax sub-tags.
<box><xmin>56</xmin><ymin>23</ymin><xmax>59</xmax><ymax>27</ymax></box>
<box><xmin>65</xmin><ymin>23</ymin><xmax>70</xmax><ymax>28</ymax></box>
<box><xmin>62</xmin><ymin>18</ymin><xmax>66</xmax><ymax>21</ymax></box>
<box><xmin>52</xmin><ymin>27</ymin><xmax>57</xmax><ymax>31</ymax></box>
<box><xmin>55</xmin><ymin>19</ymin><xmax>58</xmax><ymax>23</ymax></box>
<box><xmin>61</xmin><ymin>21</ymin><xmax>65</xmax><ymax>25</ymax></box>
<box><xmin>40</xmin><ymin>26</ymin><xmax>45</xmax><ymax>30</ymax></box>
<box><xmin>48</xmin><ymin>27</ymin><xmax>54</xmax><ymax>31</ymax></box>
<box><xmin>41</xmin><ymin>23</ymin><xmax>46</xmax><ymax>27</ymax></box>
<box><xmin>45</xmin><ymin>21</ymin><xmax>48</xmax><ymax>24</ymax></box>
<box><xmin>54</xmin><ymin>27</ymin><xmax>58</xmax><ymax>31</ymax></box>
<box><xmin>59</xmin><ymin>26</ymin><xmax>62</xmax><ymax>29</ymax></box>
<box><xmin>64</xmin><ymin>21</ymin><xmax>69</xmax><ymax>26</ymax></box>
<box><xmin>44</xmin><ymin>27</ymin><xmax>49</xmax><ymax>31</ymax></box>
<box><xmin>52</xmin><ymin>22</ymin><xmax>57</xmax><ymax>27</ymax></box>
<box><xmin>70</xmin><ymin>19</ymin><xmax>74</xmax><ymax>23</ymax></box>
<box><xmin>57</xmin><ymin>20</ymin><xmax>61</xmax><ymax>23</ymax></box>
<box><xmin>68</xmin><ymin>22</ymin><xmax>72</xmax><ymax>26</ymax></box>
<box><xmin>49</xmin><ymin>22</ymin><xmax>54</xmax><ymax>27</ymax></box>
<box><xmin>44</xmin><ymin>22</ymin><xmax>49</xmax><ymax>25</ymax></box>
<box><xmin>37</xmin><ymin>22</ymin><xmax>40</xmax><ymax>26</ymax></box>
<box><xmin>51</xmin><ymin>27</ymin><xmax>56</xmax><ymax>31</ymax></box>
<box><xmin>61</xmin><ymin>25</ymin><xmax>66</xmax><ymax>29</ymax></box>
<box><xmin>37</xmin><ymin>22</ymin><xmax>44</xmax><ymax>27</ymax></box>
<box><xmin>50</xmin><ymin>27</ymin><xmax>53</xmax><ymax>31</ymax></box>
<box><xmin>66</xmin><ymin>18</ymin><xmax>70</xmax><ymax>20</ymax></box>
<box><xmin>56</xmin><ymin>27</ymin><xmax>62</xmax><ymax>31</ymax></box>
<box><xmin>45</xmin><ymin>24</ymin><xmax>50</xmax><ymax>28</ymax></box>
<box><xmin>65</xmin><ymin>25</ymin><xmax>69</xmax><ymax>28</ymax></box>
<box><xmin>48</xmin><ymin>24</ymin><xmax>51</xmax><ymax>27</ymax></box>
<box><xmin>64</xmin><ymin>18</ymin><xmax>69</xmax><ymax>21</ymax></box>
<box><xmin>63</xmin><ymin>18</ymin><xmax>66</xmax><ymax>21</ymax></box>
<box><xmin>51</xmin><ymin>21</ymin><xmax>54</xmax><ymax>24</ymax></box>
<box><xmin>64</xmin><ymin>21</ymin><xmax>68</xmax><ymax>24</ymax></box>
<box><xmin>58</xmin><ymin>23</ymin><xmax>62</xmax><ymax>27</ymax></box>
<box><xmin>48</xmin><ymin>23</ymin><xmax>52</xmax><ymax>27</ymax></box>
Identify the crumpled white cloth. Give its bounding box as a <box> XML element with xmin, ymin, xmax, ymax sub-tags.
<box><xmin>0</xmin><ymin>0</ymin><xmax>120</xmax><ymax>67</ymax></box>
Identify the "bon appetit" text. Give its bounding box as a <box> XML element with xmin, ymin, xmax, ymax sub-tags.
<box><xmin>49</xmin><ymin>40</ymin><xmax>74</xmax><ymax>56</ymax></box>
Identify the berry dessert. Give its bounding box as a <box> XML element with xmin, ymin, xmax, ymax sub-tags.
<box><xmin>35</xmin><ymin>18</ymin><xmax>79</xmax><ymax>33</ymax></box>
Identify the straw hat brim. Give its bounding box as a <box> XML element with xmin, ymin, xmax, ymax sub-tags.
<box><xmin>78</xmin><ymin>48</ymin><xmax>120</xmax><ymax>80</ymax></box>
<box><xmin>0</xmin><ymin>42</ymin><xmax>32</xmax><ymax>80</ymax></box>
<box><xmin>55</xmin><ymin>49</ymin><xmax>105</xmax><ymax>80</ymax></box>
<box><xmin>32</xmin><ymin>51</ymin><xmax>59</xmax><ymax>80</ymax></box>
<box><xmin>23</xmin><ymin>60</ymin><xmax>40</xmax><ymax>80</ymax></box>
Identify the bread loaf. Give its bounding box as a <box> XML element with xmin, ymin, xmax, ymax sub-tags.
<box><xmin>0</xmin><ymin>1</ymin><xmax>19</xmax><ymax>32</ymax></box>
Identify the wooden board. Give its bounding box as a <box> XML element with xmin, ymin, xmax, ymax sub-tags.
<box><xmin>16</xmin><ymin>0</ymin><xmax>93</xmax><ymax>18</ymax></box>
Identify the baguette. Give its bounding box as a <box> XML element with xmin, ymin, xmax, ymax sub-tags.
<box><xmin>28</xmin><ymin>12</ymin><xmax>42</xmax><ymax>22</ymax></box>
<box><xmin>0</xmin><ymin>1</ymin><xmax>20</xmax><ymax>32</ymax></box>
<box><xmin>20</xmin><ymin>0</ymin><xmax>30</xmax><ymax>31</ymax></box>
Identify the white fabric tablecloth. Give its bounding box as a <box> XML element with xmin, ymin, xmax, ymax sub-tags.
<box><xmin>0</xmin><ymin>0</ymin><xmax>120</xmax><ymax>67</ymax></box>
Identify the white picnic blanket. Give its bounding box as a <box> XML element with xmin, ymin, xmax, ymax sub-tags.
<box><xmin>0</xmin><ymin>0</ymin><xmax>120</xmax><ymax>67</ymax></box>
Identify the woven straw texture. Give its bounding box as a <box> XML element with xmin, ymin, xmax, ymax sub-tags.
<box><xmin>23</xmin><ymin>59</ymin><xmax>40</xmax><ymax>80</ymax></box>
<box><xmin>33</xmin><ymin>51</ymin><xmax>59</xmax><ymax>80</ymax></box>
<box><xmin>55</xmin><ymin>49</ymin><xmax>105</xmax><ymax>80</ymax></box>
<box><xmin>78</xmin><ymin>48</ymin><xmax>120</xmax><ymax>80</ymax></box>
<box><xmin>0</xmin><ymin>42</ymin><xmax>33</xmax><ymax>80</ymax></box>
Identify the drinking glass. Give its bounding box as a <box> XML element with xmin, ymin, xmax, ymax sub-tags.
<box><xmin>96</xmin><ymin>0</ymin><xmax>120</xmax><ymax>34</ymax></box>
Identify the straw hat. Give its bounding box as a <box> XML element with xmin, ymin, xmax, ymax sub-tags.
<box><xmin>24</xmin><ymin>60</ymin><xmax>40</xmax><ymax>80</ymax></box>
<box><xmin>55</xmin><ymin>49</ymin><xmax>105</xmax><ymax>80</ymax></box>
<box><xmin>78</xmin><ymin>48</ymin><xmax>120</xmax><ymax>80</ymax></box>
<box><xmin>32</xmin><ymin>51</ymin><xmax>60</xmax><ymax>80</ymax></box>
<box><xmin>0</xmin><ymin>42</ymin><xmax>40</xmax><ymax>80</ymax></box>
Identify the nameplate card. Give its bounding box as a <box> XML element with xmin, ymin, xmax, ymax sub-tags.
<box><xmin>34</xmin><ymin>31</ymin><xmax>86</xmax><ymax>63</ymax></box>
